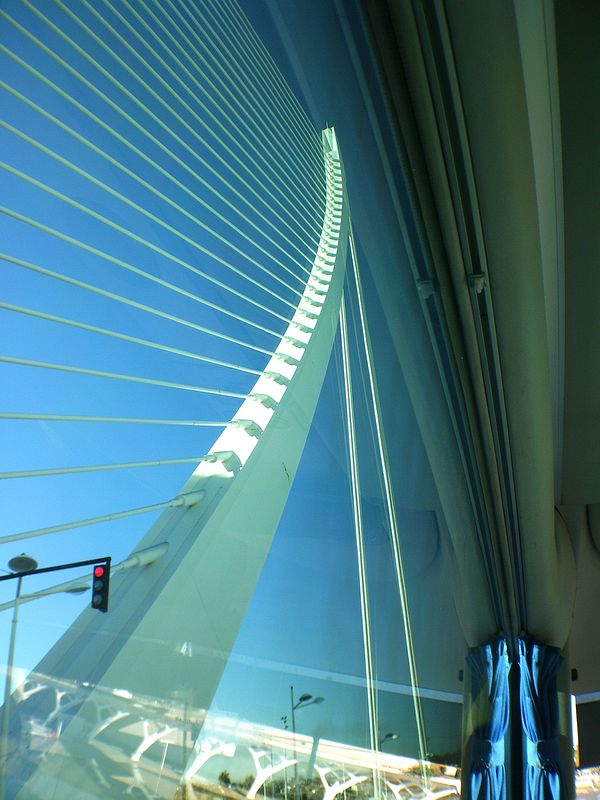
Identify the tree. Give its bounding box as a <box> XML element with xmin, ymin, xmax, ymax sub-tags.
<box><xmin>219</xmin><ymin>770</ymin><xmax>232</xmax><ymax>787</ymax></box>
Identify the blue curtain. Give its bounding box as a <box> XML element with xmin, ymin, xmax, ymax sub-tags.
<box><xmin>518</xmin><ymin>637</ymin><xmax>565</xmax><ymax>800</ymax></box>
<box><xmin>465</xmin><ymin>637</ymin><xmax>511</xmax><ymax>800</ymax></box>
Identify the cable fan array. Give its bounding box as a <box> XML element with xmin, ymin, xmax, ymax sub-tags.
<box><xmin>0</xmin><ymin>0</ymin><xmax>340</xmax><ymax>567</ymax></box>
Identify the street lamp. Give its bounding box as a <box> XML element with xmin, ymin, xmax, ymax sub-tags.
<box><xmin>0</xmin><ymin>553</ymin><xmax>38</xmax><ymax>800</ymax></box>
<box><xmin>379</xmin><ymin>732</ymin><xmax>399</xmax><ymax>749</ymax></box>
<box><xmin>290</xmin><ymin>687</ymin><xmax>325</xmax><ymax>800</ymax></box>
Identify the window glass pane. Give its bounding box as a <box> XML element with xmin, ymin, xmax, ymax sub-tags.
<box><xmin>0</xmin><ymin>2</ymin><xmax>471</xmax><ymax>798</ymax></box>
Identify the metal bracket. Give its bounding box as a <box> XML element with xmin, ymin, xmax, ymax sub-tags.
<box><xmin>469</xmin><ymin>272</ymin><xmax>487</xmax><ymax>295</ymax></box>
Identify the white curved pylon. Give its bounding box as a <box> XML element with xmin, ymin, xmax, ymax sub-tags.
<box><xmin>315</xmin><ymin>765</ymin><xmax>369</xmax><ymax>800</ymax></box>
<box><xmin>15</xmin><ymin>127</ymin><xmax>349</xmax><ymax>797</ymax></box>
<box><xmin>246</xmin><ymin>748</ymin><xmax>297</xmax><ymax>799</ymax></box>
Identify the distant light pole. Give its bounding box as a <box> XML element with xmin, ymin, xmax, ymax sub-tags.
<box><xmin>281</xmin><ymin>715</ymin><xmax>290</xmax><ymax>800</ymax></box>
<box><xmin>290</xmin><ymin>687</ymin><xmax>324</xmax><ymax>800</ymax></box>
<box><xmin>0</xmin><ymin>553</ymin><xmax>38</xmax><ymax>800</ymax></box>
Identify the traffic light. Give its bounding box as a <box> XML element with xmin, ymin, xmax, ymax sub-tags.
<box><xmin>91</xmin><ymin>562</ymin><xmax>110</xmax><ymax>612</ymax></box>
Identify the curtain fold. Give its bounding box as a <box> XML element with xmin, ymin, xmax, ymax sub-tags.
<box><xmin>518</xmin><ymin>637</ymin><xmax>565</xmax><ymax>800</ymax></box>
<box><xmin>465</xmin><ymin>637</ymin><xmax>510</xmax><ymax>800</ymax></box>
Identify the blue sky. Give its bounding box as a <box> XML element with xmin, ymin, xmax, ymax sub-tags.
<box><xmin>1</xmin><ymin>0</ymin><xmax>317</xmax><ymax>678</ymax></box>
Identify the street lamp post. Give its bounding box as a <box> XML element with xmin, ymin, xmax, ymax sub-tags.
<box><xmin>289</xmin><ymin>687</ymin><xmax>324</xmax><ymax>800</ymax></box>
<box><xmin>281</xmin><ymin>715</ymin><xmax>289</xmax><ymax>800</ymax></box>
<box><xmin>0</xmin><ymin>553</ymin><xmax>38</xmax><ymax>800</ymax></box>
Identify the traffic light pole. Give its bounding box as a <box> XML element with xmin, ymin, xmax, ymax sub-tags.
<box><xmin>0</xmin><ymin>545</ymin><xmax>169</xmax><ymax>616</ymax></box>
<box><xmin>0</xmin><ymin>555</ymin><xmax>109</xmax><ymax>800</ymax></box>
<box><xmin>0</xmin><ymin>574</ymin><xmax>25</xmax><ymax>800</ymax></box>
<box><xmin>0</xmin><ymin>556</ymin><xmax>111</xmax><ymax>585</ymax></box>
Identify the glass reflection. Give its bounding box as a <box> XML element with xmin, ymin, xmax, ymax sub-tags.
<box><xmin>3</xmin><ymin>670</ymin><xmax>460</xmax><ymax>799</ymax></box>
